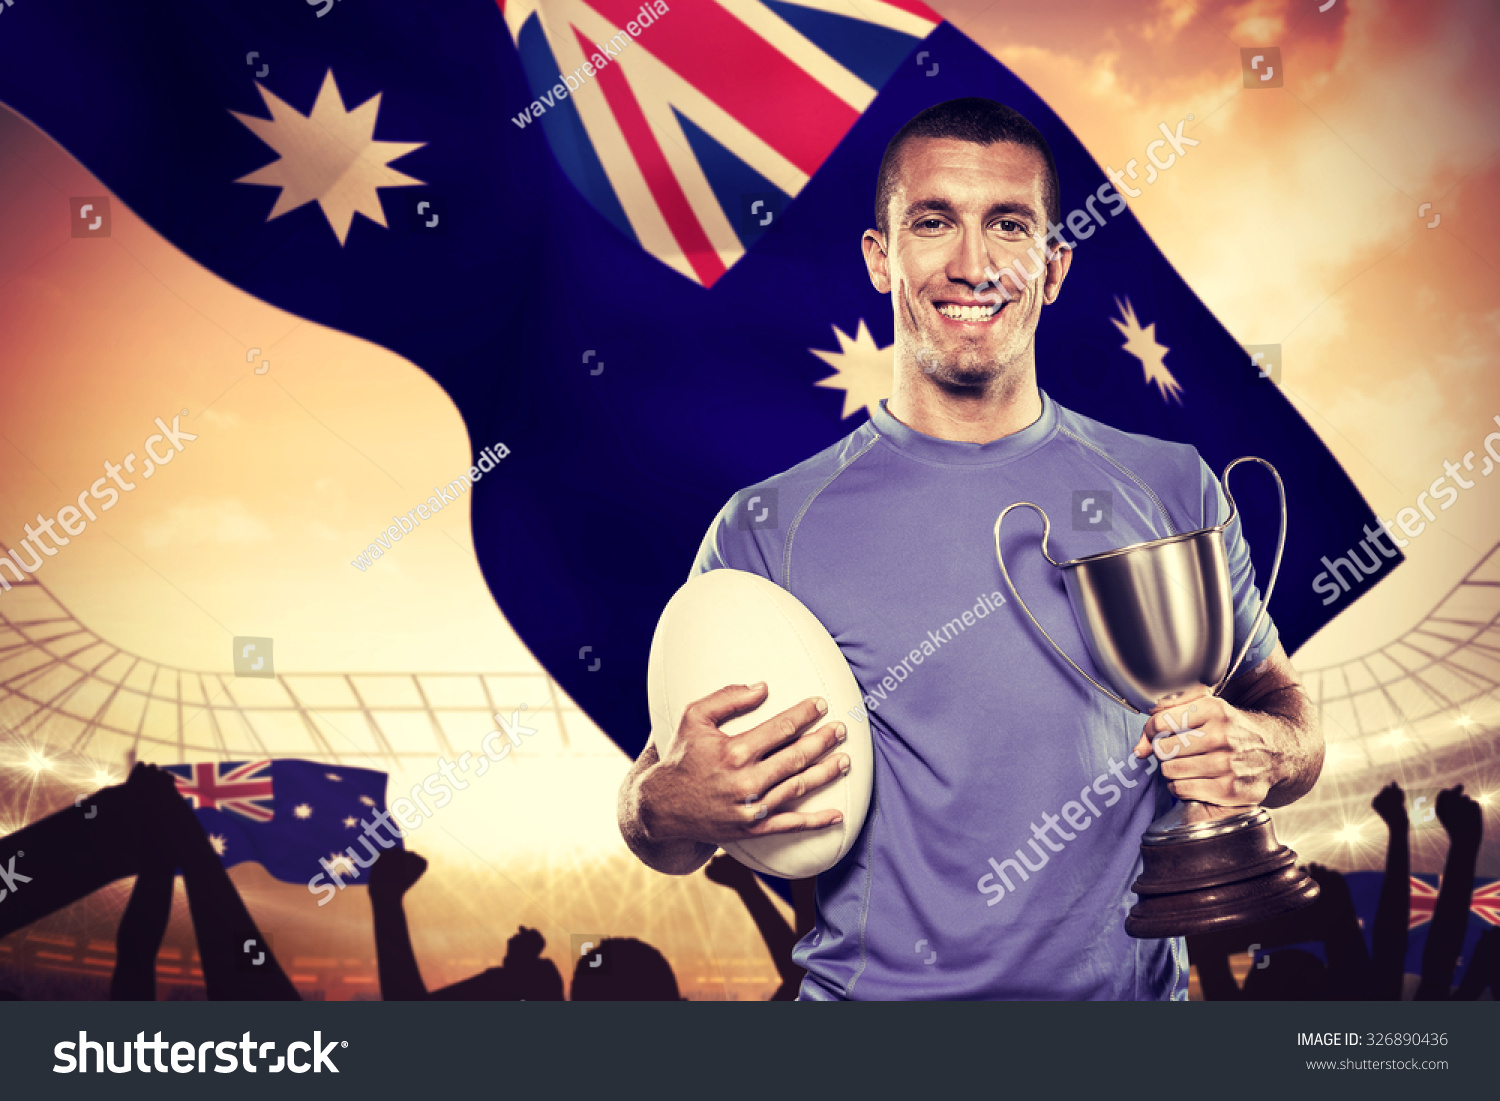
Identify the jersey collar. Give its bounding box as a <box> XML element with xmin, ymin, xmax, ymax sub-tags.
<box><xmin>869</xmin><ymin>389</ymin><xmax>1060</xmax><ymax>466</ymax></box>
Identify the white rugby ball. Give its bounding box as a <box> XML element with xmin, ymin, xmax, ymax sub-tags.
<box><xmin>647</xmin><ymin>568</ymin><xmax>873</xmax><ymax>879</ymax></box>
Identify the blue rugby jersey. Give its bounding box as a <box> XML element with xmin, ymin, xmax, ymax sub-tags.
<box><xmin>693</xmin><ymin>390</ymin><xmax>1277</xmax><ymax>1000</ymax></box>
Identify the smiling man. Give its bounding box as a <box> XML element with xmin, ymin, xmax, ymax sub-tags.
<box><xmin>617</xmin><ymin>98</ymin><xmax>1323</xmax><ymax>1000</ymax></box>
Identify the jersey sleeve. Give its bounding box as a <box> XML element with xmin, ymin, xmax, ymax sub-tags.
<box><xmin>689</xmin><ymin>494</ymin><xmax>780</xmax><ymax>584</ymax></box>
<box><xmin>1199</xmin><ymin>457</ymin><xmax>1280</xmax><ymax>675</ymax></box>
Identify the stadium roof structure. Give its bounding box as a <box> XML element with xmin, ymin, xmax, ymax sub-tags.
<box><xmin>0</xmin><ymin>544</ymin><xmax>602</xmax><ymax>769</ymax></box>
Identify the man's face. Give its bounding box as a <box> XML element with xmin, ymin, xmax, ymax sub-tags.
<box><xmin>865</xmin><ymin>137</ymin><xmax>1068</xmax><ymax>388</ymax></box>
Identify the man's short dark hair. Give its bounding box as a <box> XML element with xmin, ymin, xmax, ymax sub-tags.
<box><xmin>874</xmin><ymin>98</ymin><xmax>1061</xmax><ymax>236</ymax></box>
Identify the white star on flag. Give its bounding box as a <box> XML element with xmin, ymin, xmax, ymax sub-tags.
<box><xmin>326</xmin><ymin>852</ymin><xmax>359</xmax><ymax>879</ymax></box>
<box><xmin>1112</xmin><ymin>297</ymin><xmax>1182</xmax><ymax>404</ymax></box>
<box><xmin>810</xmin><ymin>321</ymin><xmax>892</xmax><ymax>420</ymax></box>
<box><xmin>231</xmin><ymin>69</ymin><xmax>425</xmax><ymax>246</ymax></box>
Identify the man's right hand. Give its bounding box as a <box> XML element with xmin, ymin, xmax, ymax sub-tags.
<box><xmin>621</xmin><ymin>682</ymin><xmax>851</xmax><ymax>871</ymax></box>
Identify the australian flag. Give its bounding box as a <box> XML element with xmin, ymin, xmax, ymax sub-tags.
<box><xmin>0</xmin><ymin>1</ymin><xmax>1396</xmax><ymax>762</ymax></box>
<box><xmin>1346</xmin><ymin>872</ymin><xmax>1500</xmax><ymax>977</ymax></box>
<box><xmin>163</xmin><ymin>759</ymin><xmax>396</xmax><ymax>885</ymax></box>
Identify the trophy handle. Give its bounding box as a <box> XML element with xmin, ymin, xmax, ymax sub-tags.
<box><xmin>1210</xmin><ymin>456</ymin><xmax>1288</xmax><ymax>695</ymax></box>
<box><xmin>994</xmin><ymin>502</ymin><xmax>1137</xmax><ymax>712</ymax></box>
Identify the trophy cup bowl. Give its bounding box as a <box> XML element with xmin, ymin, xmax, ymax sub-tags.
<box><xmin>995</xmin><ymin>457</ymin><xmax>1318</xmax><ymax>938</ymax></box>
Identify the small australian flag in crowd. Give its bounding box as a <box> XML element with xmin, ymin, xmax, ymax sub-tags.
<box><xmin>164</xmin><ymin>759</ymin><xmax>397</xmax><ymax>885</ymax></box>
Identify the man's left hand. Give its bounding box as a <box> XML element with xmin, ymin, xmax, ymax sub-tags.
<box><xmin>1131</xmin><ymin>687</ymin><xmax>1288</xmax><ymax>807</ymax></box>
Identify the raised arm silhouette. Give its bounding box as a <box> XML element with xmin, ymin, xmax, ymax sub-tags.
<box><xmin>0</xmin><ymin>763</ymin><xmax>296</xmax><ymax>1000</ymax></box>
<box><xmin>368</xmin><ymin>846</ymin><xmax>430</xmax><ymax>1000</ymax></box>
<box><xmin>1415</xmin><ymin>784</ymin><xmax>1484</xmax><ymax>1000</ymax></box>
<box><xmin>131</xmin><ymin>764</ymin><xmax>299</xmax><ymax>1000</ymax></box>
<box><xmin>1304</xmin><ymin>863</ymin><xmax>1371</xmax><ymax>999</ymax></box>
<box><xmin>368</xmin><ymin>848</ymin><xmax>563</xmax><ymax>1000</ymax></box>
<box><xmin>109</xmin><ymin>861</ymin><xmax>174</xmax><ymax>1001</ymax></box>
<box><xmin>704</xmin><ymin>854</ymin><xmax>811</xmax><ymax>1000</ymax></box>
<box><xmin>1370</xmin><ymin>781</ymin><xmax>1410</xmax><ymax>1001</ymax></box>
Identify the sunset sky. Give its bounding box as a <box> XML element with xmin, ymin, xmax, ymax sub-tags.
<box><xmin>0</xmin><ymin>0</ymin><xmax>1496</xmax><ymax>997</ymax></box>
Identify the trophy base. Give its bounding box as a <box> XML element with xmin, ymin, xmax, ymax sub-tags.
<box><xmin>1124</xmin><ymin>803</ymin><xmax>1319</xmax><ymax>939</ymax></box>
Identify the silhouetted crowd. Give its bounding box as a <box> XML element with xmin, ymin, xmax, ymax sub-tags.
<box><xmin>0</xmin><ymin>765</ymin><xmax>1491</xmax><ymax>1000</ymax></box>
<box><xmin>0</xmin><ymin>763</ymin><xmax>813</xmax><ymax>1001</ymax></box>
<box><xmin>1190</xmin><ymin>783</ymin><xmax>1497</xmax><ymax>999</ymax></box>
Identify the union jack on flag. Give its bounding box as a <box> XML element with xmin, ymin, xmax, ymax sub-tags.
<box><xmin>1469</xmin><ymin>879</ymin><xmax>1500</xmax><ymax>925</ymax></box>
<box><xmin>500</xmin><ymin>0</ymin><xmax>940</xmax><ymax>286</ymax></box>
<box><xmin>1407</xmin><ymin>875</ymin><xmax>1500</xmax><ymax>929</ymax></box>
<box><xmin>1409</xmin><ymin>876</ymin><xmax>1439</xmax><ymax>929</ymax></box>
<box><xmin>164</xmin><ymin>760</ymin><xmax>275</xmax><ymax>823</ymax></box>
